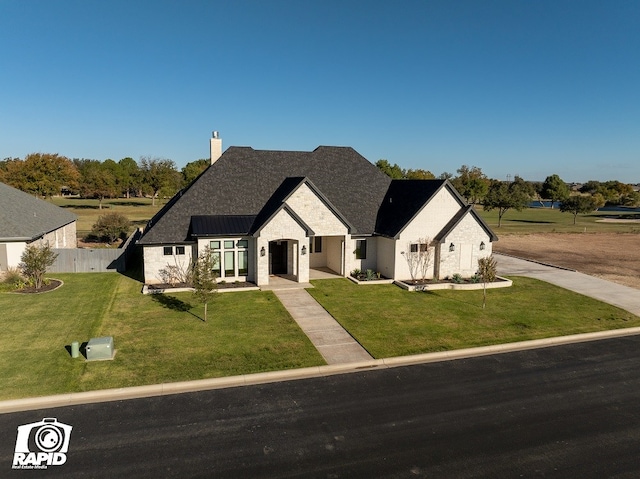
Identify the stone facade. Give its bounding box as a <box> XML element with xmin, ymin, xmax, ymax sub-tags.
<box><xmin>436</xmin><ymin>214</ymin><xmax>493</xmax><ymax>279</ymax></box>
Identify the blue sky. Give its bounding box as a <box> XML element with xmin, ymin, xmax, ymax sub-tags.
<box><xmin>1</xmin><ymin>0</ymin><xmax>638</xmax><ymax>182</ymax></box>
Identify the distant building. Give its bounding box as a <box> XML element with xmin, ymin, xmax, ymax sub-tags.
<box><xmin>0</xmin><ymin>182</ymin><xmax>77</xmax><ymax>271</ymax></box>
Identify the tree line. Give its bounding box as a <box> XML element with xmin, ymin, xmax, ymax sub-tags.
<box><xmin>375</xmin><ymin>160</ymin><xmax>640</xmax><ymax>226</ymax></box>
<box><xmin>0</xmin><ymin>153</ymin><xmax>211</xmax><ymax>207</ymax></box>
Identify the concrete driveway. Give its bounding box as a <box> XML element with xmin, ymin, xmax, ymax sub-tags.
<box><xmin>496</xmin><ymin>253</ymin><xmax>640</xmax><ymax>316</ymax></box>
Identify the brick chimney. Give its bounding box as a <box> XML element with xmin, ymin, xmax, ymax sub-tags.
<box><xmin>210</xmin><ymin>131</ymin><xmax>222</xmax><ymax>165</ymax></box>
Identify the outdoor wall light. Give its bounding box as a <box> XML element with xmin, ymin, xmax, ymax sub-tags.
<box><xmin>260</xmin><ymin>246</ymin><xmax>266</xmax><ymax>257</ymax></box>
<box><xmin>301</xmin><ymin>245</ymin><xmax>307</xmax><ymax>255</ymax></box>
<box><xmin>480</xmin><ymin>241</ymin><xmax>486</xmax><ymax>251</ymax></box>
<box><xmin>449</xmin><ymin>243</ymin><xmax>455</xmax><ymax>252</ymax></box>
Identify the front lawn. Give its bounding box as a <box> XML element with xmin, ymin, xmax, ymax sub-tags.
<box><xmin>307</xmin><ymin>278</ymin><xmax>640</xmax><ymax>358</ymax></box>
<box><xmin>0</xmin><ymin>274</ymin><xmax>323</xmax><ymax>400</ymax></box>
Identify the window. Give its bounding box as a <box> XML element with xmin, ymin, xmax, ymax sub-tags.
<box><xmin>224</xmin><ymin>251</ymin><xmax>235</xmax><ymax>277</ymax></box>
<box><xmin>224</xmin><ymin>240</ymin><xmax>235</xmax><ymax>249</ymax></box>
<box><xmin>210</xmin><ymin>241</ymin><xmax>220</xmax><ymax>250</ymax></box>
<box><xmin>175</xmin><ymin>246</ymin><xmax>185</xmax><ymax>255</ymax></box>
<box><xmin>238</xmin><ymin>250</ymin><xmax>248</xmax><ymax>276</ymax></box>
<box><xmin>163</xmin><ymin>246</ymin><xmax>173</xmax><ymax>255</ymax></box>
<box><xmin>314</xmin><ymin>236</ymin><xmax>322</xmax><ymax>253</ymax></box>
<box><xmin>237</xmin><ymin>239</ymin><xmax>248</xmax><ymax>249</ymax></box>
<box><xmin>410</xmin><ymin>243</ymin><xmax>428</xmax><ymax>253</ymax></box>
<box><xmin>355</xmin><ymin>240</ymin><xmax>367</xmax><ymax>259</ymax></box>
<box><xmin>212</xmin><ymin>252</ymin><xmax>221</xmax><ymax>276</ymax></box>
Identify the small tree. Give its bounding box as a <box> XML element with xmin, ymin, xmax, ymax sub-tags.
<box><xmin>560</xmin><ymin>195</ymin><xmax>598</xmax><ymax>224</ymax></box>
<box><xmin>483</xmin><ymin>177</ymin><xmax>533</xmax><ymax>227</ymax></box>
<box><xmin>91</xmin><ymin>212</ymin><xmax>131</xmax><ymax>243</ymax></box>
<box><xmin>477</xmin><ymin>255</ymin><xmax>497</xmax><ymax>309</ymax></box>
<box><xmin>191</xmin><ymin>247</ymin><xmax>218</xmax><ymax>321</ymax></box>
<box><xmin>403</xmin><ymin>242</ymin><xmax>420</xmax><ymax>283</ymax></box>
<box><xmin>417</xmin><ymin>237</ymin><xmax>433</xmax><ymax>282</ymax></box>
<box><xmin>19</xmin><ymin>243</ymin><xmax>58</xmax><ymax>290</ymax></box>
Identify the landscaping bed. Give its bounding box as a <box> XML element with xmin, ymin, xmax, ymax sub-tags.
<box><xmin>394</xmin><ymin>277</ymin><xmax>512</xmax><ymax>291</ymax></box>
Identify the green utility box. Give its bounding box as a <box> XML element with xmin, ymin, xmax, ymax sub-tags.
<box><xmin>71</xmin><ymin>341</ymin><xmax>79</xmax><ymax>358</ymax></box>
<box><xmin>86</xmin><ymin>336</ymin><xmax>115</xmax><ymax>361</ymax></box>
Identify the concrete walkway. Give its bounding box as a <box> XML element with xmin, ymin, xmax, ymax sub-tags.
<box><xmin>496</xmin><ymin>253</ymin><xmax>640</xmax><ymax>316</ymax></box>
<box><xmin>272</xmin><ymin>288</ymin><xmax>373</xmax><ymax>364</ymax></box>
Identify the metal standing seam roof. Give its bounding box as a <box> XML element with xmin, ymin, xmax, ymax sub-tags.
<box><xmin>0</xmin><ymin>182</ymin><xmax>77</xmax><ymax>241</ymax></box>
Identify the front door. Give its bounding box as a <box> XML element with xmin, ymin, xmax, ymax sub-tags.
<box><xmin>269</xmin><ymin>241</ymin><xmax>288</xmax><ymax>275</ymax></box>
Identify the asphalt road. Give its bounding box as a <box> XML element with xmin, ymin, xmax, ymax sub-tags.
<box><xmin>3</xmin><ymin>336</ymin><xmax>640</xmax><ymax>478</ymax></box>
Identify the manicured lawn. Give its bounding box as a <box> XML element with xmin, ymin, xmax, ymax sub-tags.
<box><xmin>307</xmin><ymin>279</ymin><xmax>640</xmax><ymax>358</ymax></box>
<box><xmin>477</xmin><ymin>205</ymin><xmax>640</xmax><ymax>234</ymax></box>
<box><xmin>0</xmin><ymin>273</ymin><xmax>323</xmax><ymax>400</ymax></box>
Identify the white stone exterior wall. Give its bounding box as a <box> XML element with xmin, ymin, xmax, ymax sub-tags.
<box><xmin>325</xmin><ymin>236</ymin><xmax>345</xmax><ymax>274</ymax></box>
<box><xmin>394</xmin><ymin>188</ymin><xmax>462</xmax><ymax>280</ymax></box>
<box><xmin>285</xmin><ymin>183</ymin><xmax>348</xmax><ymax>236</ymax></box>
<box><xmin>376</xmin><ymin>236</ymin><xmax>396</xmax><ymax>279</ymax></box>
<box><xmin>143</xmin><ymin>244</ymin><xmax>194</xmax><ymax>284</ymax></box>
<box><xmin>346</xmin><ymin>236</ymin><xmax>377</xmax><ymax>274</ymax></box>
<box><xmin>437</xmin><ymin>214</ymin><xmax>493</xmax><ymax>279</ymax></box>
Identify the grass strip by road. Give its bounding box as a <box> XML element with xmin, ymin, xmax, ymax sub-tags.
<box><xmin>307</xmin><ymin>278</ymin><xmax>640</xmax><ymax>358</ymax></box>
<box><xmin>0</xmin><ymin>273</ymin><xmax>324</xmax><ymax>401</ymax></box>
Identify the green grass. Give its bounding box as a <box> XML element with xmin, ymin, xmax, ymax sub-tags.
<box><xmin>0</xmin><ymin>273</ymin><xmax>323</xmax><ymax>400</ymax></box>
<box><xmin>49</xmin><ymin>196</ymin><xmax>168</xmax><ymax>237</ymax></box>
<box><xmin>307</xmin><ymin>279</ymin><xmax>640</xmax><ymax>358</ymax></box>
<box><xmin>476</xmin><ymin>205</ymin><xmax>640</xmax><ymax>234</ymax></box>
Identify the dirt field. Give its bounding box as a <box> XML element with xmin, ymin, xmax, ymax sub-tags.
<box><xmin>494</xmin><ymin>233</ymin><xmax>640</xmax><ymax>290</ymax></box>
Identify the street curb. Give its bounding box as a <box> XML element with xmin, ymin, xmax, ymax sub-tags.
<box><xmin>2</xmin><ymin>327</ymin><xmax>640</xmax><ymax>414</ymax></box>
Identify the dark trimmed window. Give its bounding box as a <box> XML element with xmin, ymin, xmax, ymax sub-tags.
<box><xmin>163</xmin><ymin>246</ymin><xmax>173</xmax><ymax>255</ymax></box>
<box><xmin>314</xmin><ymin>236</ymin><xmax>322</xmax><ymax>253</ymax></box>
<box><xmin>355</xmin><ymin>240</ymin><xmax>367</xmax><ymax>259</ymax></box>
<box><xmin>175</xmin><ymin>246</ymin><xmax>185</xmax><ymax>255</ymax></box>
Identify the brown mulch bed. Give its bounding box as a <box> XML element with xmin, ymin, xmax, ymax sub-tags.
<box><xmin>494</xmin><ymin>233</ymin><xmax>640</xmax><ymax>290</ymax></box>
<box><xmin>15</xmin><ymin>279</ymin><xmax>63</xmax><ymax>294</ymax></box>
<box><xmin>146</xmin><ymin>281</ymin><xmax>258</xmax><ymax>292</ymax></box>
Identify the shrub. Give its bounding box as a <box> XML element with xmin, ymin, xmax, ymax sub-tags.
<box><xmin>365</xmin><ymin>269</ymin><xmax>376</xmax><ymax>281</ymax></box>
<box><xmin>91</xmin><ymin>212</ymin><xmax>131</xmax><ymax>243</ymax></box>
<box><xmin>19</xmin><ymin>243</ymin><xmax>58</xmax><ymax>290</ymax></box>
<box><xmin>452</xmin><ymin>273</ymin><xmax>463</xmax><ymax>284</ymax></box>
<box><xmin>350</xmin><ymin>269</ymin><xmax>361</xmax><ymax>278</ymax></box>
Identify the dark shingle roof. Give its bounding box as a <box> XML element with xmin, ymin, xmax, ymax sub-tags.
<box><xmin>375</xmin><ymin>179</ymin><xmax>466</xmax><ymax>238</ymax></box>
<box><xmin>139</xmin><ymin>146</ymin><xmax>391</xmax><ymax>244</ymax></box>
<box><xmin>0</xmin><ymin>182</ymin><xmax>77</xmax><ymax>241</ymax></box>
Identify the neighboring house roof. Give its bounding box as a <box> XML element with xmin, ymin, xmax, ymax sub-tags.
<box><xmin>374</xmin><ymin>179</ymin><xmax>466</xmax><ymax>238</ymax></box>
<box><xmin>0</xmin><ymin>182</ymin><xmax>77</xmax><ymax>242</ymax></box>
<box><xmin>139</xmin><ymin>146</ymin><xmax>392</xmax><ymax>245</ymax></box>
<box><xmin>433</xmin><ymin>205</ymin><xmax>499</xmax><ymax>243</ymax></box>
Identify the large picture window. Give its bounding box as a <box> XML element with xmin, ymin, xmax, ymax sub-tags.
<box><xmin>208</xmin><ymin>238</ymin><xmax>249</xmax><ymax>279</ymax></box>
